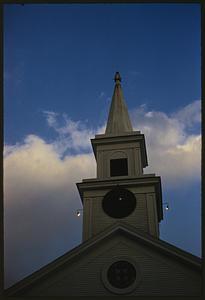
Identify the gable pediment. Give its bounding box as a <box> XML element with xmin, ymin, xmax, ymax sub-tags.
<box><xmin>5</xmin><ymin>222</ymin><xmax>201</xmax><ymax>296</ymax></box>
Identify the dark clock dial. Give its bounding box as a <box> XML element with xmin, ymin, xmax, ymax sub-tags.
<box><xmin>102</xmin><ymin>186</ymin><xmax>136</xmax><ymax>218</ymax></box>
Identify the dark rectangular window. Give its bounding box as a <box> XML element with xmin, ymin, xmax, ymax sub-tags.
<box><xmin>110</xmin><ymin>158</ymin><xmax>128</xmax><ymax>177</ymax></box>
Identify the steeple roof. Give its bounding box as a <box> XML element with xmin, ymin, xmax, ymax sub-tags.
<box><xmin>105</xmin><ymin>72</ymin><xmax>133</xmax><ymax>135</ymax></box>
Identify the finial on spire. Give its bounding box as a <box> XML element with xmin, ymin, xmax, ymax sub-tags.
<box><xmin>114</xmin><ymin>72</ymin><xmax>121</xmax><ymax>83</ymax></box>
<box><xmin>105</xmin><ymin>72</ymin><xmax>133</xmax><ymax>135</ymax></box>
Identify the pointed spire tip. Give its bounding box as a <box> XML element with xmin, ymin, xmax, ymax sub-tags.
<box><xmin>105</xmin><ymin>72</ymin><xmax>133</xmax><ymax>135</ymax></box>
<box><xmin>114</xmin><ymin>72</ymin><xmax>121</xmax><ymax>83</ymax></box>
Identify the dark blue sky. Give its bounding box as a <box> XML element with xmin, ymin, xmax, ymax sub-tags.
<box><xmin>4</xmin><ymin>3</ymin><xmax>201</xmax><ymax>288</ymax></box>
<box><xmin>4</xmin><ymin>4</ymin><xmax>200</xmax><ymax>143</ymax></box>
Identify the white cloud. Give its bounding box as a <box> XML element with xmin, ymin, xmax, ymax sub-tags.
<box><xmin>4</xmin><ymin>100</ymin><xmax>201</xmax><ymax>287</ymax></box>
<box><xmin>4</xmin><ymin>134</ymin><xmax>96</xmax><ymax>287</ymax></box>
<box><xmin>43</xmin><ymin>111</ymin><xmax>105</xmax><ymax>155</ymax></box>
<box><xmin>172</xmin><ymin>100</ymin><xmax>201</xmax><ymax>127</ymax></box>
<box><xmin>43</xmin><ymin>111</ymin><xmax>59</xmax><ymax>128</ymax></box>
<box><xmin>130</xmin><ymin>100</ymin><xmax>201</xmax><ymax>185</ymax></box>
<box><xmin>145</xmin><ymin>134</ymin><xmax>201</xmax><ymax>185</ymax></box>
<box><xmin>4</xmin><ymin>134</ymin><xmax>96</xmax><ymax>205</ymax></box>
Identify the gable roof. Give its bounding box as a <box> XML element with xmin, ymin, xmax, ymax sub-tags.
<box><xmin>5</xmin><ymin>222</ymin><xmax>201</xmax><ymax>296</ymax></box>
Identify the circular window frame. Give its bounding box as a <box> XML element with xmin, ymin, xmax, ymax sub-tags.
<box><xmin>101</xmin><ymin>257</ymin><xmax>141</xmax><ymax>295</ymax></box>
<box><xmin>102</xmin><ymin>186</ymin><xmax>136</xmax><ymax>219</ymax></box>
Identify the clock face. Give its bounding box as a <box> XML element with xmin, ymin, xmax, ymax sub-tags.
<box><xmin>102</xmin><ymin>186</ymin><xmax>136</xmax><ymax>218</ymax></box>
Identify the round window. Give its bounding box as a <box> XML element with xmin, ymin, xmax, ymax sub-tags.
<box><xmin>107</xmin><ymin>260</ymin><xmax>136</xmax><ymax>289</ymax></box>
<box><xmin>102</xmin><ymin>186</ymin><xmax>136</xmax><ymax>218</ymax></box>
<box><xmin>101</xmin><ymin>258</ymin><xmax>141</xmax><ymax>294</ymax></box>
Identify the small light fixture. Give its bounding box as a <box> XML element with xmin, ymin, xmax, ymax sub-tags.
<box><xmin>75</xmin><ymin>209</ymin><xmax>83</xmax><ymax>217</ymax></box>
<box><xmin>165</xmin><ymin>205</ymin><xmax>169</xmax><ymax>211</ymax></box>
<box><xmin>163</xmin><ymin>202</ymin><xmax>169</xmax><ymax>211</ymax></box>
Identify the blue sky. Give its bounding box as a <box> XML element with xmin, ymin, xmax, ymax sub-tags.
<box><xmin>4</xmin><ymin>3</ymin><xmax>201</xmax><ymax>288</ymax></box>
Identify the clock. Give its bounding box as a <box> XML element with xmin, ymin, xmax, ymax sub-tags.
<box><xmin>102</xmin><ymin>186</ymin><xmax>136</xmax><ymax>218</ymax></box>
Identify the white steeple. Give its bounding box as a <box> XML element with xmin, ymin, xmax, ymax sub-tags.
<box><xmin>105</xmin><ymin>72</ymin><xmax>133</xmax><ymax>135</ymax></box>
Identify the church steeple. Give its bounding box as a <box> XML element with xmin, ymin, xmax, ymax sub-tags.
<box><xmin>105</xmin><ymin>72</ymin><xmax>133</xmax><ymax>135</ymax></box>
<box><xmin>77</xmin><ymin>72</ymin><xmax>162</xmax><ymax>242</ymax></box>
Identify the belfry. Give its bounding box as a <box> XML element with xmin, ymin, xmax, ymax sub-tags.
<box><xmin>6</xmin><ymin>73</ymin><xmax>201</xmax><ymax>297</ymax></box>
<box><xmin>77</xmin><ymin>72</ymin><xmax>163</xmax><ymax>241</ymax></box>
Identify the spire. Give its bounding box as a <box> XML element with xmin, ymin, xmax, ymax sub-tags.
<box><xmin>105</xmin><ymin>72</ymin><xmax>133</xmax><ymax>135</ymax></box>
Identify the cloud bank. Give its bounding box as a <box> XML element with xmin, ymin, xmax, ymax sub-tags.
<box><xmin>4</xmin><ymin>134</ymin><xmax>96</xmax><ymax>287</ymax></box>
<box><xmin>130</xmin><ymin>100</ymin><xmax>201</xmax><ymax>185</ymax></box>
<box><xmin>4</xmin><ymin>100</ymin><xmax>201</xmax><ymax>287</ymax></box>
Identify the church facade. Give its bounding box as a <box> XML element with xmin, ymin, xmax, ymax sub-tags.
<box><xmin>5</xmin><ymin>73</ymin><xmax>201</xmax><ymax>296</ymax></box>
